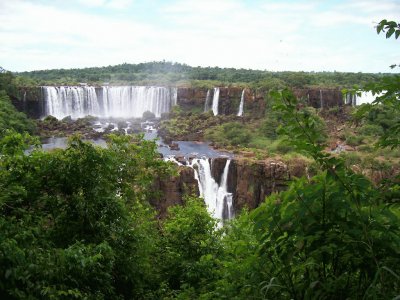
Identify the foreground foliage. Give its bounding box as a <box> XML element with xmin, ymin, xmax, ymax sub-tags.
<box><xmin>0</xmin><ymin>91</ymin><xmax>36</xmax><ymax>138</ymax></box>
<box><xmin>0</xmin><ymin>133</ymin><xmax>173</xmax><ymax>299</ymax></box>
<box><xmin>248</xmin><ymin>90</ymin><xmax>400</xmax><ymax>299</ymax></box>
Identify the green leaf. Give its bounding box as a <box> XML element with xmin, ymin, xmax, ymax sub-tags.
<box><xmin>377</xmin><ymin>24</ymin><xmax>384</xmax><ymax>34</ymax></box>
<box><xmin>386</xmin><ymin>27</ymin><xmax>395</xmax><ymax>38</ymax></box>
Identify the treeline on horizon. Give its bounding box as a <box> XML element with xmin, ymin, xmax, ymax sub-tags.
<box><xmin>16</xmin><ymin>61</ymin><xmax>393</xmax><ymax>89</ymax></box>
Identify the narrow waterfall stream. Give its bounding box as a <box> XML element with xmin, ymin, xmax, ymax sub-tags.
<box><xmin>237</xmin><ymin>89</ymin><xmax>245</xmax><ymax>117</ymax></box>
<box><xmin>218</xmin><ymin>160</ymin><xmax>234</xmax><ymax>220</ymax></box>
<box><xmin>204</xmin><ymin>89</ymin><xmax>211</xmax><ymax>112</ymax></box>
<box><xmin>212</xmin><ymin>87</ymin><xmax>220</xmax><ymax>116</ymax></box>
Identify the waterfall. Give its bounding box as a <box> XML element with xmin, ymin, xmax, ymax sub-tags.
<box><xmin>172</xmin><ymin>87</ymin><xmax>178</xmax><ymax>106</ymax></box>
<box><xmin>212</xmin><ymin>87</ymin><xmax>220</xmax><ymax>116</ymax></box>
<box><xmin>343</xmin><ymin>91</ymin><xmax>384</xmax><ymax>106</ymax></box>
<box><xmin>237</xmin><ymin>89</ymin><xmax>245</xmax><ymax>117</ymax></box>
<box><xmin>319</xmin><ymin>89</ymin><xmax>323</xmax><ymax>109</ymax></box>
<box><xmin>344</xmin><ymin>93</ymin><xmax>357</xmax><ymax>106</ymax></box>
<box><xmin>352</xmin><ymin>94</ymin><xmax>357</xmax><ymax>106</ymax></box>
<box><xmin>42</xmin><ymin>86</ymin><xmax>174</xmax><ymax>119</ymax></box>
<box><xmin>190</xmin><ymin>158</ymin><xmax>234</xmax><ymax>223</ymax></box>
<box><xmin>355</xmin><ymin>91</ymin><xmax>377</xmax><ymax>105</ymax></box>
<box><xmin>204</xmin><ymin>89</ymin><xmax>211</xmax><ymax>112</ymax></box>
<box><xmin>218</xmin><ymin>160</ymin><xmax>234</xmax><ymax>220</ymax></box>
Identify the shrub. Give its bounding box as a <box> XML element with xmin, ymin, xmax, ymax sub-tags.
<box><xmin>222</xmin><ymin>122</ymin><xmax>251</xmax><ymax>146</ymax></box>
<box><xmin>358</xmin><ymin>124</ymin><xmax>384</xmax><ymax>136</ymax></box>
<box><xmin>346</xmin><ymin>134</ymin><xmax>363</xmax><ymax>146</ymax></box>
<box><xmin>0</xmin><ymin>91</ymin><xmax>36</xmax><ymax>137</ymax></box>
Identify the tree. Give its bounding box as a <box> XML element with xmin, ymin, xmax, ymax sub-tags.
<box><xmin>250</xmin><ymin>89</ymin><xmax>400</xmax><ymax>299</ymax></box>
<box><xmin>0</xmin><ymin>133</ymin><xmax>173</xmax><ymax>299</ymax></box>
<box><xmin>0</xmin><ymin>91</ymin><xmax>36</xmax><ymax>138</ymax></box>
<box><xmin>160</xmin><ymin>196</ymin><xmax>221</xmax><ymax>297</ymax></box>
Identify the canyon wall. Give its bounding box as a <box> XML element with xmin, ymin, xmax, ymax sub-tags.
<box><xmin>212</xmin><ymin>157</ymin><xmax>292</xmax><ymax>212</ymax></box>
<box><xmin>12</xmin><ymin>87</ymin><xmax>44</xmax><ymax>119</ymax></box>
<box><xmin>152</xmin><ymin>166</ymin><xmax>199</xmax><ymax>219</ymax></box>
<box><xmin>177</xmin><ymin>87</ymin><xmax>266</xmax><ymax>117</ymax></box>
<box><xmin>293</xmin><ymin>88</ymin><xmax>343</xmax><ymax>108</ymax></box>
<box><xmin>153</xmin><ymin>157</ymin><xmax>305</xmax><ymax>218</ymax></box>
<box><xmin>14</xmin><ymin>86</ymin><xmax>345</xmax><ymax>119</ymax></box>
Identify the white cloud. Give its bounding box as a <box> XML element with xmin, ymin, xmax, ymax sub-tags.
<box><xmin>0</xmin><ymin>0</ymin><xmax>398</xmax><ymax>72</ymax></box>
<box><xmin>78</xmin><ymin>0</ymin><xmax>107</xmax><ymax>7</ymax></box>
<box><xmin>105</xmin><ymin>0</ymin><xmax>133</xmax><ymax>9</ymax></box>
<box><xmin>77</xmin><ymin>0</ymin><xmax>133</xmax><ymax>9</ymax></box>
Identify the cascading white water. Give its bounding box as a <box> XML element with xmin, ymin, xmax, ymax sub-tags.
<box><xmin>204</xmin><ymin>89</ymin><xmax>211</xmax><ymax>112</ymax></box>
<box><xmin>189</xmin><ymin>158</ymin><xmax>234</xmax><ymax>222</ymax></box>
<box><xmin>172</xmin><ymin>87</ymin><xmax>178</xmax><ymax>107</ymax></box>
<box><xmin>354</xmin><ymin>91</ymin><xmax>377</xmax><ymax>105</ymax></box>
<box><xmin>344</xmin><ymin>93</ymin><xmax>357</xmax><ymax>106</ymax></box>
<box><xmin>217</xmin><ymin>160</ymin><xmax>234</xmax><ymax>220</ymax></box>
<box><xmin>237</xmin><ymin>89</ymin><xmax>245</xmax><ymax>117</ymax></box>
<box><xmin>42</xmin><ymin>86</ymin><xmax>176</xmax><ymax>119</ymax></box>
<box><xmin>212</xmin><ymin>87</ymin><xmax>220</xmax><ymax>116</ymax></box>
<box><xmin>343</xmin><ymin>91</ymin><xmax>385</xmax><ymax>106</ymax></box>
<box><xmin>164</xmin><ymin>155</ymin><xmax>183</xmax><ymax>166</ymax></box>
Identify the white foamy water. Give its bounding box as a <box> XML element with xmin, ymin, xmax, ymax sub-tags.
<box><xmin>42</xmin><ymin>86</ymin><xmax>177</xmax><ymax>119</ymax></box>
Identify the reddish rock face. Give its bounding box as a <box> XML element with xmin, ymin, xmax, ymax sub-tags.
<box><xmin>231</xmin><ymin>159</ymin><xmax>291</xmax><ymax>212</ymax></box>
<box><xmin>154</xmin><ymin>157</ymin><xmax>305</xmax><ymax>218</ymax></box>
<box><xmin>176</xmin><ymin>87</ymin><xmax>344</xmax><ymax>117</ymax></box>
<box><xmin>15</xmin><ymin>86</ymin><xmax>344</xmax><ymax>119</ymax></box>
<box><xmin>177</xmin><ymin>88</ymin><xmax>208</xmax><ymax>110</ymax></box>
<box><xmin>293</xmin><ymin>88</ymin><xmax>343</xmax><ymax>108</ymax></box>
<box><xmin>176</xmin><ymin>87</ymin><xmax>266</xmax><ymax>117</ymax></box>
<box><xmin>151</xmin><ymin>166</ymin><xmax>199</xmax><ymax>219</ymax></box>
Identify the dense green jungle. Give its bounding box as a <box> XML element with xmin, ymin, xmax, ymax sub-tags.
<box><xmin>0</xmin><ymin>20</ymin><xmax>399</xmax><ymax>299</ymax></box>
<box><xmin>16</xmin><ymin>61</ymin><xmax>394</xmax><ymax>89</ymax></box>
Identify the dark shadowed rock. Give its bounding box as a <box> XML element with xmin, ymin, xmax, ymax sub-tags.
<box><xmin>152</xmin><ymin>166</ymin><xmax>199</xmax><ymax>219</ymax></box>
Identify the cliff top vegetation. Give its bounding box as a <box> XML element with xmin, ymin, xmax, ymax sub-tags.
<box><xmin>15</xmin><ymin>61</ymin><xmax>395</xmax><ymax>89</ymax></box>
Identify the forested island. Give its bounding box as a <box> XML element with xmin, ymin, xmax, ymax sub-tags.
<box><xmin>0</xmin><ymin>19</ymin><xmax>400</xmax><ymax>300</ymax></box>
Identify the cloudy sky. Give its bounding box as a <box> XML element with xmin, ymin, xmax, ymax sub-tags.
<box><xmin>0</xmin><ymin>0</ymin><xmax>399</xmax><ymax>73</ymax></box>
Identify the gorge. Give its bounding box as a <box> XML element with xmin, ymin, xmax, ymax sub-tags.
<box><xmin>15</xmin><ymin>85</ymin><xmax>376</xmax><ymax>120</ymax></box>
<box><xmin>11</xmin><ymin>85</ymin><xmax>380</xmax><ymax>222</ymax></box>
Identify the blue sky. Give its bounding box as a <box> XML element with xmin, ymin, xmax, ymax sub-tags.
<box><xmin>0</xmin><ymin>0</ymin><xmax>399</xmax><ymax>72</ymax></box>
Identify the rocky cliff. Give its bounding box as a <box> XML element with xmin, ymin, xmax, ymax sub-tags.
<box><xmin>154</xmin><ymin>157</ymin><xmax>302</xmax><ymax>218</ymax></box>
<box><xmin>213</xmin><ymin>157</ymin><xmax>291</xmax><ymax>212</ymax></box>
<box><xmin>15</xmin><ymin>86</ymin><xmax>344</xmax><ymax>119</ymax></box>
<box><xmin>293</xmin><ymin>88</ymin><xmax>343</xmax><ymax>108</ymax></box>
<box><xmin>12</xmin><ymin>87</ymin><xmax>44</xmax><ymax>118</ymax></box>
<box><xmin>151</xmin><ymin>166</ymin><xmax>199</xmax><ymax>219</ymax></box>
<box><xmin>177</xmin><ymin>87</ymin><xmax>266</xmax><ymax>117</ymax></box>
